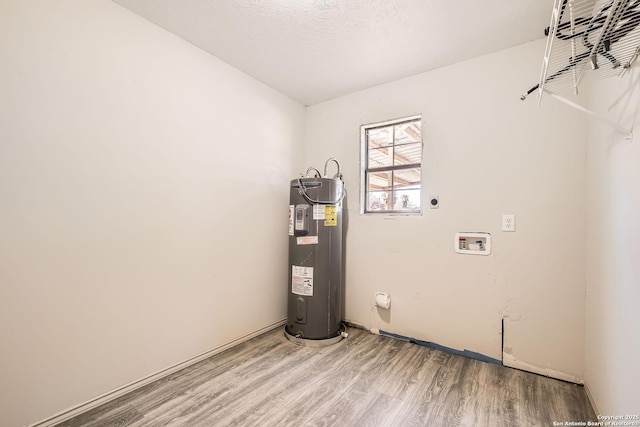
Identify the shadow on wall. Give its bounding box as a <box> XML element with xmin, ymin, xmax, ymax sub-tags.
<box><xmin>606</xmin><ymin>66</ymin><xmax>640</xmax><ymax>139</ymax></box>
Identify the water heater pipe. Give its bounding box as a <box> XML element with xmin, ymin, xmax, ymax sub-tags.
<box><xmin>323</xmin><ymin>157</ymin><xmax>342</xmax><ymax>179</ymax></box>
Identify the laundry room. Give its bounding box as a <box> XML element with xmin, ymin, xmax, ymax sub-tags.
<box><xmin>1</xmin><ymin>1</ymin><xmax>639</xmax><ymax>426</ymax></box>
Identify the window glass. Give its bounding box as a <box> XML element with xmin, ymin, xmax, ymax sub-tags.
<box><xmin>361</xmin><ymin>117</ymin><xmax>422</xmax><ymax>214</ymax></box>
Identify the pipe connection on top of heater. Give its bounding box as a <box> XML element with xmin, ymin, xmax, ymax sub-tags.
<box><xmin>323</xmin><ymin>157</ymin><xmax>342</xmax><ymax>179</ymax></box>
<box><xmin>297</xmin><ymin>158</ymin><xmax>345</xmax><ymax>205</ymax></box>
<box><xmin>305</xmin><ymin>167</ymin><xmax>321</xmax><ymax>178</ymax></box>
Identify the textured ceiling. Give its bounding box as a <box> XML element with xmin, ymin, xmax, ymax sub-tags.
<box><xmin>113</xmin><ymin>0</ymin><xmax>553</xmax><ymax>105</ymax></box>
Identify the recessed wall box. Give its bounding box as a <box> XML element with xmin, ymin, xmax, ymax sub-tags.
<box><xmin>455</xmin><ymin>232</ymin><xmax>491</xmax><ymax>255</ymax></box>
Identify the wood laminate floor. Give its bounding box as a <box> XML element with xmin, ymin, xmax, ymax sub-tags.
<box><xmin>58</xmin><ymin>326</ymin><xmax>595</xmax><ymax>427</ymax></box>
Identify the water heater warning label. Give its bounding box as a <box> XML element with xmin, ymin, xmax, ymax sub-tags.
<box><xmin>288</xmin><ymin>205</ymin><xmax>294</xmax><ymax>236</ymax></box>
<box><xmin>313</xmin><ymin>204</ymin><xmax>324</xmax><ymax>220</ymax></box>
<box><xmin>324</xmin><ymin>205</ymin><xmax>337</xmax><ymax>226</ymax></box>
<box><xmin>292</xmin><ymin>265</ymin><xmax>313</xmax><ymax>296</ymax></box>
<box><xmin>296</xmin><ymin>235</ymin><xmax>318</xmax><ymax>245</ymax></box>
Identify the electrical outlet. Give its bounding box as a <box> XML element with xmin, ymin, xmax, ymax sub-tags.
<box><xmin>502</xmin><ymin>214</ymin><xmax>516</xmax><ymax>232</ymax></box>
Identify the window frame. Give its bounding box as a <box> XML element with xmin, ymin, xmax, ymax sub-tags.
<box><xmin>360</xmin><ymin>115</ymin><xmax>423</xmax><ymax>215</ymax></box>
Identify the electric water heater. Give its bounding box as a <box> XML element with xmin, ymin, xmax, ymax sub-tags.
<box><xmin>285</xmin><ymin>159</ymin><xmax>345</xmax><ymax>345</ymax></box>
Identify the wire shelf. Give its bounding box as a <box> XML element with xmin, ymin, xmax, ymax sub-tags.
<box><xmin>523</xmin><ymin>0</ymin><xmax>640</xmax><ymax>100</ymax></box>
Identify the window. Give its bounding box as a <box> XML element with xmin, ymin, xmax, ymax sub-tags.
<box><xmin>361</xmin><ymin>116</ymin><xmax>422</xmax><ymax>214</ymax></box>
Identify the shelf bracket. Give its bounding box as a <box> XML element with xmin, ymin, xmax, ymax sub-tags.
<box><xmin>543</xmin><ymin>89</ymin><xmax>633</xmax><ymax>140</ymax></box>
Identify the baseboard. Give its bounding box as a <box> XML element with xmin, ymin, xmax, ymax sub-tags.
<box><xmin>30</xmin><ymin>318</ymin><xmax>287</xmax><ymax>427</ymax></box>
<box><xmin>502</xmin><ymin>351</ymin><xmax>584</xmax><ymax>384</ymax></box>
<box><xmin>369</xmin><ymin>326</ymin><xmax>584</xmax><ymax>385</ymax></box>
<box><xmin>584</xmin><ymin>382</ymin><xmax>602</xmax><ymax>415</ymax></box>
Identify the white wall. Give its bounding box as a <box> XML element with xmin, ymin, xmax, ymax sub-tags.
<box><xmin>0</xmin><ymin>1</ymin><xmax>304</xmax><ymax>426</ymax></box>
<box><xmin>304</xmin><ymin>39</ymin><xmax>587</xmax><ymax>383</ymax></box>
<box><xmin>584</xmin><ymin>67</ymin><xmax>640</xmax><ymax>414</ymax></box>
<box><xmin>5</xmin><ymin>1</ymin><xmax>623</xmax><ymax>422</ymax></box>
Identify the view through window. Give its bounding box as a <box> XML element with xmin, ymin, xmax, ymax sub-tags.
<box><xmin>361</xmin><ymin>116</ymin><xmax>422</xmax><ymax>213</ymax></box>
